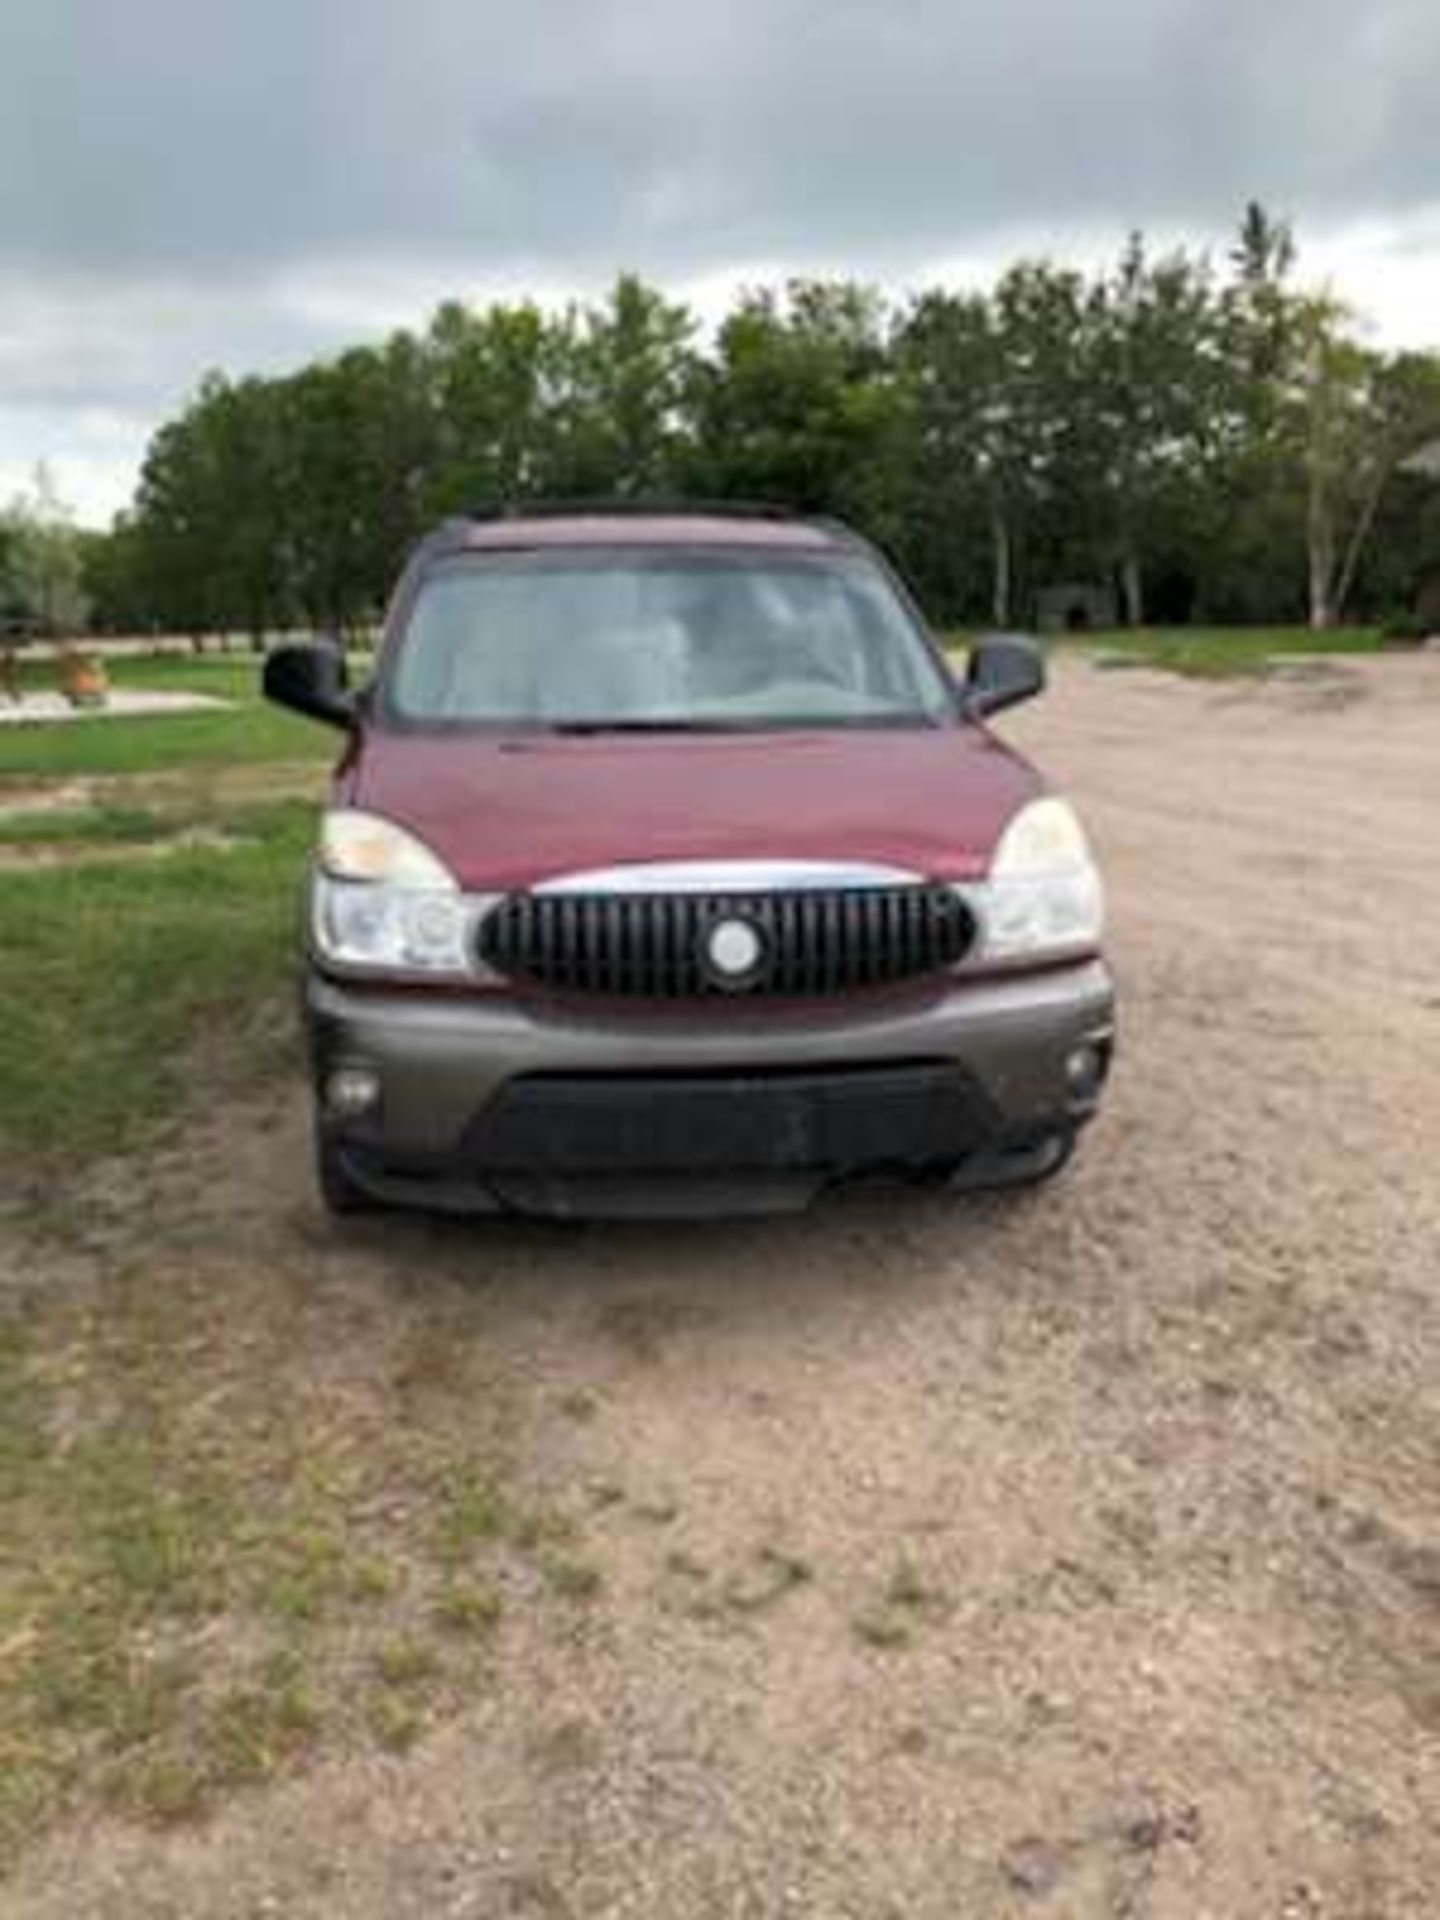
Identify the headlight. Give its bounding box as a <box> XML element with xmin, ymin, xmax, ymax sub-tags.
<box><xmin>320</xmin><ymin>809</ymin><xmax>454</xmax><ymax>888</ymax></box>
<box><xmin>311</xmin><ymin>810</ymin><xmax>494</xmax><ymax>978</ymax></box>
<box><xmin>959</xmin><ymin>796</ymin><xmax>1104</xmax><ymax>968</ymax></box>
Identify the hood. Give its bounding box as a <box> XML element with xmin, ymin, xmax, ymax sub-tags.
<box><xmin>339</xmin><ymin>724</ymin><xmax>1043</xmax><ymax>893</ymax></box>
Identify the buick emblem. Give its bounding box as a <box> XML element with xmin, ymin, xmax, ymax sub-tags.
<box><xmin>704</xmin><ymin>916</ymin><xmax>764</xmax><ymax>986</ymax></box>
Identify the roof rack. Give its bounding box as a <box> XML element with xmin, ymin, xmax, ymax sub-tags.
<box><xmin>462</xmin><ymin>498</ymin><xmax>813</xmax><ymax>525</ymax></box>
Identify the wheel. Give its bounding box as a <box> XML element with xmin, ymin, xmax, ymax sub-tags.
<box><xmin>314</xmin><ymin>1124</ymin><xmax>376</xmax><ymax>1215</ymax></box>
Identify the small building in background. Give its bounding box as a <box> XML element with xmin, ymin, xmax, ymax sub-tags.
<box><xmin>1415</xmin><ymin>570</ymin><xmax>1440</xmax><ymax>634</ymax></box>
<box><xmin>1033</xmin><ymin>583</ymin><xmax>1118</xmax><ymax>634</ymax></box>
<box><xmin>1399</xmin><ymin>439</ymin><xmax>1440</xmax><ymax>635</ymax></box>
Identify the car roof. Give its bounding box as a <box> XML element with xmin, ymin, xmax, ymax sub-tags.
<box><xmin>428</xmin><ymin>503</ymin><xmax>859</xmax><ymax>557</ymax></box>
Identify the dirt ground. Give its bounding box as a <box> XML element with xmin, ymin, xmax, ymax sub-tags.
<box><xmin>6</xmin><ymin>655</ymin><xmax>1438</xmax><ymax>1918</ymax></box>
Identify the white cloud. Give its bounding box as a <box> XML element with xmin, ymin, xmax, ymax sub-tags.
<box><xmin>0</xmin><ymin>448</ymin><xmax>138</xmax><ymax>528</ymax></box>
<box><xmin>16</xmin><ymin>208</ymin><xmax>1440</xmax><ymax>530</ymax></box>
<box><xmin>1302</xmin><ymin>214</ymin><xmax>1440</xmax><ymax>346</ymax></box>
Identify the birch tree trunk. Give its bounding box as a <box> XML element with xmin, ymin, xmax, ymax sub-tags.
<box><xmin>1120</xmin><ymin>547</ymin><xmax>1144</xmax><ymax>627</ymax></box>
<box><xmin>1332</xmin><ymin>460</ymin><xmax>1387</xmax><ymax>624</ymax></box>
<box><xmin>1307</xmin><ymin>464</ymin><xmax>1335</xmax><ymax>631</ymax></box>
<box><xmin>991</xmin><ymin>508</ymin><xmax>1011</xmax><ymax>629</ymax></box>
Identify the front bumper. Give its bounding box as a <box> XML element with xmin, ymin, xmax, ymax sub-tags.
<box><xmin>306</xmin><ymin>961</ymin><xmax>1115</xmax><ymax>1217</ymax></box>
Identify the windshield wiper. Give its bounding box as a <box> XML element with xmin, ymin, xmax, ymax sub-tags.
<box><xmin>544</xmin><ymin>718</ymin><xmax>750</xmax><ymax>735</ymax></box>
<box><xmin>540</xmin><ymin>709</ymin><xmax>940</xmax><ymax>735</ymax></box>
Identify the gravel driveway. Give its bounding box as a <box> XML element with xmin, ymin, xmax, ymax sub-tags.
<box><xmin>8</xmin><ymin>655</ymin><xmax>1438</xmax><ymax>1918</ymax></box>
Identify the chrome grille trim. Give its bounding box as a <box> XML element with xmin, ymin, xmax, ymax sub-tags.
<box><xmin>533</xmin><ymin>859</ymin><xmax>926</xmax><ymax>896</ymax></box>
<box><xmin>477</xmin><ymin>883</ymin><xmax>975</xmax><ymax>998</ymax></box>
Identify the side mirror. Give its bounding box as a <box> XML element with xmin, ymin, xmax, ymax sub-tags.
<box><xmin>963</xmin><ymin>634</ymin><xmax>1045</xmax><ymax>719</ymax></box>
<box><xmin>263</xmin><ymin>640</ymin><xmax>355</xmax><ymax>730</ymax></box>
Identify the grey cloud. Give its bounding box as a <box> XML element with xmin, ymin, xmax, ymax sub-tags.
<box><xmin>2</xmin><ymin>0</ymin><xmax>1438</xmax><ymax>521</ymax></box>
<box><xmin>3</xmin><ymin>0</ymin><xmax>1438</xmax><ymax>285</ymax></box>
<box><xmin>0</xmin><ymin>273</ymin><xmax>354</xmax><ymax>416</ymax></box>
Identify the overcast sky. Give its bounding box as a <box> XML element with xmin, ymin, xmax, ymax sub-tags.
<box><xmin>3</xmin><ymin>0</ymin><xmax>1439</xmax><ymax>524</ymax></box>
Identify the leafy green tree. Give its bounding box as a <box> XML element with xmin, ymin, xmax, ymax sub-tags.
<box><xmin>1323</xmin><ymin>348</ymin><xmax>1440</xmax><ymax>623</ymax></box>
<box><xmin>425</xmin><ymin>300</ymin><xmax>556</xmax><ymax>511</ymax></box>
<box><xmin>275</xmin><ymin>358</ymin><xmax>376</xmax><ymax>634</ymax></box>
<box><xmin>1</xmin><ymin>466</ymin><xmax>91</xmax><ymax>635</ymax></box>
<box><xmin>1218</xmin><ymin>227</ymin><xmax>1440</xmax><ymax>629</ymax></box>
<box><xmin>547</xmin><ymin>274</ymin><xmax>699</xmax><ymax>496</ymax></box>
<box><xmin>894</xmin><ymin>290</ymin><xmax>1008</xmax><ymax>622</ymax></box>
<box><xmin>1277</xmin><ymin>308</ymin><xmax>1440</xmax><ymax>629</ymax></box>
<box><xmin>79</xmin><ymin>518</ymin><xmax>144</xmax><ymax>633</ymax></box>
<box><xmin>1208</xmin><ymin>204</ymin><xmax>1309</xmax><ymax>622</ymax></box>
<box><xmin>0</xmin><ymin>468</ymin><xmax>90</xmax><ymax>701</ymax></box>
<box><xmin>1086</xmin><ymin>236</ymin><xmax>1226</xmax><ymax>625</ymax></box>
<box><xmin>132</xmin><ymin>377</ymin><xmax>258</xmax><ymax>640</ymax></box>
<box><xmin>97</xmin><ymin>216</ymin><xmax>1440</xmax><ymax>640</ymax></box>
<box><xmin>1228</xmin><ymin>202</ymin><xmax>1297</xmax><ymax>385</ymax></box>
<box><xmin>987</xmin><ymin>262</ymin><xmax>1098</xmax><ymax>621</ymax></box>
<box><xmin>690</xmin><ymin>280</ymin><xmax>893</xmax><ymax>514</ymax></box>
<box><xmin>0</xmin><ymin>510</ymin><xmax>21</xmax><ymax>628</ymax></box>
<box><xmin>1356</xmin><ymin>361</ymin><xmax>1440</xmax><ymax>617</ymax></box>
<box><xmin>1287</xmin><ymin>296</ymin><xmax>1375</xmax><ymax>629</ymax></box>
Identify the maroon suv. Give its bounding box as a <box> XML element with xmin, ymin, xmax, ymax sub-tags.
<box><xmin>265</xmin><ymin>505</ymin><xmax>1114</xmax><ymax>1218</ymax></box>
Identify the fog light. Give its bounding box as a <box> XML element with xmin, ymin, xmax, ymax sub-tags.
<box><xmin>325</xmin><ymin>1064</ymin><xmax>381</xmax><ymax>1119</ymax></box>
<box><xmin>1065</xmin><ymin>1044</ymin><xmax>1105</xmax><ymax>1099</ymax></box>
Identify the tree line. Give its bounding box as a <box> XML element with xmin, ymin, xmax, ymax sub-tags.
<box><xmin>25</xmin><ymin>204</ymin><xmax>1440</xmax><ymax>641</ymax></box>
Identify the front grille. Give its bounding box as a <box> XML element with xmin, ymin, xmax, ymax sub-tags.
<box><xmin>462</xmin><ymin>1064</ymin><xmax>994</xmax><ymax>1173</ymax></box>
<box><xmin>476</xmin><ymin>885</ymin><xmax>975</xmax><ymax>998</ymax></box>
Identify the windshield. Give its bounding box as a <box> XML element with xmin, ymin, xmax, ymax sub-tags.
<box><xmin>383</xmin><ymin>548</ymin><xmax>954</xmax><ymax>730</ymax></box>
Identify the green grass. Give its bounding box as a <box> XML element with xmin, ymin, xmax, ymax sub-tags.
<box><xmin>1070</xmin><ymin>624</ymin><xmax>1384</xmax><ymax>678</ymax></box>
<box><xmin>0</xmin><ymin>1240</ymin><xmax>596</xmax><ymax>1850</ymax></box>
<box><xmin>374</xmin><ymin>1635</ymin><xmax>443</xmax><ymax>1689</ymax></box>
<box><xmin>944</xmin><ymin>624</ymin><xmax>1385</xmax><ymax>679</ymax></box>
<box><xmin>0</xmin><ymin>801</ymin><xmax>315</xmax><ymax>1163</ymax></box>
<box><xmin>0</xmin><ymin>654</ymin><xmax>326</xmax><ymax>1176</ymax></box>
<box><xmin>0</xmin><ymin>804</ymin><xmax>172</xmax><ymax>846</ymax></box>
<box><xmin>853</xmin><ymin>1609</ymin><xmax>913</xmax><ymax>1651</ymax></box>
<box><xmin>0</xmin><ymin>646</ymin><xmax>625</xmax><ymax>1859</ymax></box>
<box><xmin>885</xmin><ymin>1556</ymin><xmax>943</xmax><ymax>1615</ymax></box>
<box><xmin>8</xmin><ymin>652</ymin><xmax>263</xmax><ymax>700</ymax></box>
<box><xmin>0</xmin><ymin>797</ymin><xmax>316</xmax><ymax>850</ymax></box>
<box><xmin>654</xmin><ymin>1542</ymin><xmax>813</xmax><ymax>1623</ymax></box>
<box><xmin>433</xmin><ymin>1578</ymin><xmax>503</xmax><ymax>1636</ymax></box>
<box><xmin>537</xmin><ymin>1550</ymin><xmax>604</xmax><ymax>1601</ymax></box>
<box><xmin>849</xmin><ymin>1556</ymin><xmax>948</xmax><ymax>1651</ymax></box>
<box><xmin>721</xmin><ymin>1546</ymin><xmax>812</xmax><ymax>1614</ymax></box>
<box><xmin>431</xmin><ymin>1464</ymin><xmax>512</xmax><ymax>1568</ymax></box>
<box><xmin>0</xmin><ymin>1268</ymin><xmax>522</xmax><ymax>1851</ymax></box>
<box><xmin>8</xmin><ymin>649</ymin><xmax>372</xmax><ymax>702</ymax></box>
<box><xmin>0</xmin><ymin>704</ymin><xmax>333</xmax><ymax>780</ymax></box>
<box><xmin>0</xmin><ymin>650</ymin><xmax>340</xmax><ymax>779</ymax></box>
